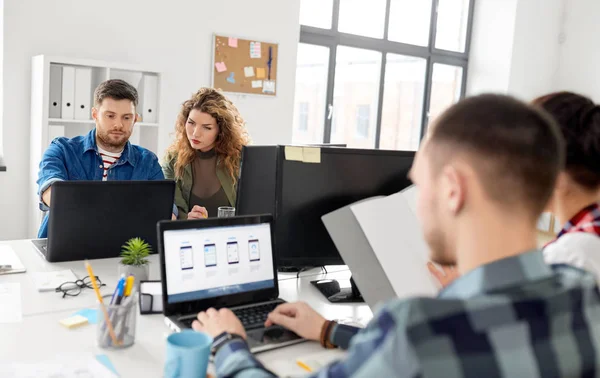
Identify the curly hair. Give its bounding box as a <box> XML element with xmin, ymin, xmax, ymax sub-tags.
<box><xmin>533</xmin><ymin>92</ymin><xmax>600</xmax><ymax>190</ymax></box>
<box><xmin>168</xmin><ymin>88</ymin><xmax>250</xmax><ymax>184</ymax></box>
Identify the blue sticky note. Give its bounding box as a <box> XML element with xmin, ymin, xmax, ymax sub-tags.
<box><xmin>96</xmin><ymin>354</ymin><xmax>119</xmax><ymax>376</ymax></box>
<box><xmin>72</xmin><ymin>308</ymin><xmax>98</xmax><ymax>324</ymax></box>
<box><xmin>226</xmin><ymin>72</ymin><xmax>235</xmax><ymax>84</ymax></box>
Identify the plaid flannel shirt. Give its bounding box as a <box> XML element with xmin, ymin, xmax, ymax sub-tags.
<box><xmin>213</xmin><ymin>250</ymin><xmax>600</xmax><ymax>378</ymax></box>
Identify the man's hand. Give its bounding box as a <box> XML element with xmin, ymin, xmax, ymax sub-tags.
<box><xmin>42</xmin><ymin>187</ymin><xmax>52</xmax><ymax>207</ymax></box>
<box><xmin>265</xmin><ymin>302</ymin><xmax>325</xmax><ymax>341</ymax></box>
<box><xmin>427</xmin><ymin>262</ymin><xmax>460</xmax><ymax>288</ymax></box>
<box><xmin>188</xmin><ymin>205</ymin><xmax>208</xmax><ymax>220</ymax></box>
<box><xmin>192</xmin><ymin>308</ymin><xmax>247</xmax><ymax>339</ymax></box>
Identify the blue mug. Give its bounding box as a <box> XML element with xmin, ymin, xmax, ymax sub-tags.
<box><xmin>164</xmin><ymin>330</ymin><xmax>213</xmax><ymax>378</ymax></box>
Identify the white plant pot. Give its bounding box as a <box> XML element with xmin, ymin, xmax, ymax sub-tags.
<box><xmin>118</xmin><ymin>263</ymin><xmax>149</xmax><ymax>284</ymax></box>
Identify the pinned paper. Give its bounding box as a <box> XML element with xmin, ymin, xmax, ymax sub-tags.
<box><xmin>215</xmin><ymin>62</ymin><xmax>227</xmax><ymax>73</ymax></box>
<box><xmin>226</xmin><ymin>72</ymin><xmax>236</xmax><ymax>84</ymax></box>
<box><xmin>284</xmin><ymin>146</ymin><xmax>321</xmax><ymax>164</ymax></box>
<box><xmin>252</xmin><ymin>80</ymin><xmax>263</xmax><ymax>88</ymax></box>
<box><xmin>228</xmin><ymin>37</ymin><xmax>238</xmax><ymax>48</ymax></box>
<box><xmin>250</xmin><ymin>42</ymin><xmax>262</xmax><ymax>58</ymax></box>
<box><xmin>244</xmin><ymin>66</ymin><xmax>255</xmax><ymax>77</ymax></box>
<box><xmin>256</xmin><ymin>68</ymin><xmax>266</xmax><ymax>79</ymax></box>
<box><xmin>263</xmin><ymin>80</ymin><xmax>276</xmax><ymax>94</ymax></box>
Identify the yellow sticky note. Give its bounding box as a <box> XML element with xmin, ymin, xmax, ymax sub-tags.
<box><xmin>302</xmin><ymin>147</ymin><xmax>321</xmax><ymax>163</ymax></box>
<box><xmin>60</xmin><ymin>315</ymin><xmax>89</xmax><ymax>329</ymax></box>
<box><xmin>284</xmin><ymin>146</ymin><xmax>303</xmax><ymax>162</ymax></box>
<box><xmin>256</xmin><ymin>68</ymin><xmax>266</xmax><ymax>79</ymax></box>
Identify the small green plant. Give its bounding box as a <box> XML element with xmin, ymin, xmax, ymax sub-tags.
<box><xmin>120</xmin><ymin>238</ymin><xmax>151</xmax><ymax>266</ymax></box>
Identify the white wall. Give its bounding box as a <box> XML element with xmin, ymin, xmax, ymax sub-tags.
<box><xmin>0</xmin><ymin>0</ymin><xmax>300</xmax><ymax>240</ymax></box>
<box><xmin>467</xmin><ymin>0</ymin><xmax>563</xmax><ymax>100</ymax></box>
<box><xmin>555</xmin><ymin>0</ymin><xmax>600</xmax><ymax>101</ymax></box>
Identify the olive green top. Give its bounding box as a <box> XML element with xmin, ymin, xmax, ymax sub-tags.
<box><xmin>162</xmin><ymin>150</ymin><xmax>237</xmax><ymax>220</ymax></box>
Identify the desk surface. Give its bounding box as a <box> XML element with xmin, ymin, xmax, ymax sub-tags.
<box><xmin>0</xmin><ymin>240</ymin><xmax>372</xmax><ymax>377</ymax></box>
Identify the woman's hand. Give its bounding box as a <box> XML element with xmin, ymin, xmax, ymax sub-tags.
<box><xmin>188</xmin><ymin>206</ymin><xmax>208</xmax><ymax>219</ymax></box>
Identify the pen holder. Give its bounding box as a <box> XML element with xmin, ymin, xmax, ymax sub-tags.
<box><xmin>97</xmin><ymin>295</ymin><xmax>137</xmax><ymax>349</ymax></box>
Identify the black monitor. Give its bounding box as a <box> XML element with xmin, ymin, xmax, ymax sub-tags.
<box><xmin>274</xmin><ymin>147</ymin><xmax>415</xmax><ymax>268</ymax></box>
<box><xmin>235</xmin><ymin>146</ymin><xmax>279</xmax><ymax>218</ymax></box>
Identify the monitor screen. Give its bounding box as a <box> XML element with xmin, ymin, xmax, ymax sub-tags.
<box><xmin>163</xmin><ymin>222</ymin><xmax>275</xmax><ymax>303</ymax></box>
<box><xmin>275</xmin><ymin>147</ymin><xmax>415</xmax><ymax>268</ymax></box>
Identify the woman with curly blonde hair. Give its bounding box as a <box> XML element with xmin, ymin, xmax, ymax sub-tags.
<box><xmin>162</xmin><ymin>88</ymin><xmax>250</xmax><ymax>219</ymax></box>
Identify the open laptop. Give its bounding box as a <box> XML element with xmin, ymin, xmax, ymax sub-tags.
<box><xmin>32</xmin><ymin>180</ymin><xmax>175</xmax><ymax>262</ymax></box>
<box><xmin>158</xmin><ymin>215</ymin><xmax>304</xmax><ymax>353</ymax></box>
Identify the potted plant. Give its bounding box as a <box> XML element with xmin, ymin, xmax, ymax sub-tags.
<box><xmin>118</xmin><ymin>237</ymin><xmax>151</xmax><ymax>283</ymax></box>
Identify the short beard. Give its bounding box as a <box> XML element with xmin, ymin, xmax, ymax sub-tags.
<box><xmin>97</xmin><ymin>130</ymin><xmax>128</xmax><ymax>150</ymax></box>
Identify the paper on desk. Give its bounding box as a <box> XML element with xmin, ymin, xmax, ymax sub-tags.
<box><xmin>267</xmin><ymin>349</ymin><xmax>346</xmax><ymax>377</ymax></box>
<box><xmin>0</xmin><ymin>283</ymin><xmax>22</xmax><ymax>323</ymax></box>
<box><xmin>0</xmin><ymin>245</ymin><xmax>26</xmax><ymax>274</ymax></box>
<box><xmin>0</xmin><ymin>356</ymin><xmax>117</xmax><ymax>378</ymax></box>
<box><xmin>350</xmin><ymin>187</ymin><xmax>438</xmax><ymax>299</ymax></box>
<box><xmin>30</xmin><ymin>269</ymin><xmax>77</xmax><ymax>292</ymax></box>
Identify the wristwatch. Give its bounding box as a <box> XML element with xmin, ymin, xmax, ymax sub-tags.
<box><xmin>211</xmin><ymin>332</ymin><xmax>246</xmax><ymax>356</ymax></box>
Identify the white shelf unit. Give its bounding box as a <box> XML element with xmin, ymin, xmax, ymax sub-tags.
<box><xmin>29</xmin><ymin>55</ymin><xmax>162</xmax><ymax>237</ymax></box>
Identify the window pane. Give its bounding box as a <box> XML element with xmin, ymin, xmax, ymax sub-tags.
<box><xmin>338</xmin><ymin>0</ymin><xmax>386</xmax><ymax>39</ymax></box>
<box><xmin>428</xmin><ymin>63</ymin><xmax>463</xmax><ymax>124</ymax></box>
<box><xmin>300</xmin><ymin>0</ymin><xmax>333</xmax><ymax>29</ymax></box>
<box><xmin>388</xmin><ymin>0</ymin><xmax>433</xmax><ymax>47</ymax></box>
<box><xmin>379</xmin><ymin>54</ymin><xmax>426</xmax><ymax>151</ymax></box>
<box><xmin>331</xmin><ymin>46</ymin><xmax>382</xmax><ymax>148</ymax></box>
<box><xmin>292</xmin><ymin>44</ymin><xmax>330</xmax><ymax>144</ymax></box>
<box><xmin>435</xmin><ymin>0</ymin><xmax>471</xmax><ymax>52</ymax></box>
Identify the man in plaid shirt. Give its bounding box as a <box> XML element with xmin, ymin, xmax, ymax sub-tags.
<box><xmin>193</xmin><ymin>95</ymin><xmax>600</xmax><ymax>377</ymax></box>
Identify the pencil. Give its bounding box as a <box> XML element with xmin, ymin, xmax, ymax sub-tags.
<box><xmin>85</xmin><ymin>260</ymin><xmax>120</xmax><ymax>346</ymax></box>
<box><xmin>296</xmin><ymin>360</ymin><xmax>312</xmax><ymax>373</ymax></box>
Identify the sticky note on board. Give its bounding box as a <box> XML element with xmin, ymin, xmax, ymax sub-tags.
<box><xmin>244</xmin><ymin>67</ymin><xmax>255</xmax><ymax>77</ymax></box>
<box><xmin>302</xmin><ymin>147</ymin><xmax>321</xmax><ymax>163</ymax></box>
<box><xmin>252</xmin><ymin>80</ymin><xmax>263</xmax><ymax>88</ymax></box>
<box><xmin>228</xmin><ymin>37</ymin><xmax>238</xmax><ymax>48</ymax></box>
<box><xmin>285</xmin><ymin>146</ymin><xmax>304</xmax><ymax>162</ymax></box>
<box><xmin>263</xmin><ymin>80</ymin><xmax>276</xmax><ymax>94</ymax></box>
<box><xmin>226</xmin><ymin>72</ymin><xmax>236</xmax><ymax>84</ymax></box>
<box><xmin>215</xmin><ymin>62</ymin><xmax>227</xmax><ymax>73</ymax></box>
<box><xmin>256</xmin><ymin>68</ymin><xmax>266</xmax><ymax>79</ymax></box>
<box><xmin>60</xmin><ymin>314</ymin><xmax>89</xmax><ymax>329</ymax></box>
<box><xmin>250</xmin><ymin>42</ymin><xmax>262</xmax><ymax>58</ymax></box>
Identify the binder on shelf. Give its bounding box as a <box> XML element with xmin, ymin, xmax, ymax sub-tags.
<box><xmin>49</xmin><ymin>64</ymin><xmax>62</xmax><ymax>119</ymax></box>
<box><xmin>48</xmin><ymin>125</ymin><xmax>65</xmax><ymax>142</ymax></box>
<box><xmin>74</xmin><ymin>67</ymin><xmax>92</xmax><ymax>120</ymax></box>
<box><xmin>141</xmin><ymin>75</ymin><xmax>158</xmax><ymax>123</ymax></box>
<box><xmin>61</xmin><ymin>66</ymin><xmax>75</xmax><ymax>120</ymax></box>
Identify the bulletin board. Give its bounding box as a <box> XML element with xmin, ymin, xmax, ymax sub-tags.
<box><xmin>212</xmin><ymin>34</ymin><xmax>279</xmax><ymax>96</ymax></box>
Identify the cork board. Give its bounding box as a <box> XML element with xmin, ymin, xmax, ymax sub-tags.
<box><xmin>212</xmin><ymin>34</ymin><xmax>278</xmax><ymax>96</ymax></box>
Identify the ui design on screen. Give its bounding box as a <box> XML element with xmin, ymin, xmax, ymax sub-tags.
<box><xmin>163</xmin><ymin>222</ymin><xmax>274</xmax><ymax>303</ymax></box>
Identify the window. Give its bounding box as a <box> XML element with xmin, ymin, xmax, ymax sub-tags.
<box><xmin>293</xmin><ymin>0</ymin><xmax>474</xmax><ymax>150</ymax></box>
<box><xmin>297</xmin><ymin>102</ymin><xmax>309</xmax><ymax>131</ymax></box>
<box><xmin>355</xmin><ymin>105</ymin><xmax>371</xmax><ymax>139</ymax></box>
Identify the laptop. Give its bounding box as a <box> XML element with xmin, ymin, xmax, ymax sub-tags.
<box><xmin>32</xmin><ymin>180</ymin><xmax>175</xmax><ymax>262</ymax></box>
<box><xmin>158</xmin><ymin>215</ymin><xmax>304</xmax><ymax>353</ymax></box>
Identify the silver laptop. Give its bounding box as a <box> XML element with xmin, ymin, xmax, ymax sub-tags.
<box><xmin>157</xmin><ymin>214</ymin><xmax>304</xmax><ymax>353</ymax></box>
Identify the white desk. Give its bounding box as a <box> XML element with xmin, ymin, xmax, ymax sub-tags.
<box><xmin>0</xmin><ymin>240</ymin><xmax>372</xmax><ymax>377</ymax></box>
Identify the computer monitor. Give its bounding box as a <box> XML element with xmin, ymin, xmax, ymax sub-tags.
<box><xmin>274</xmin><ymin>147</ymin><xmax>415</xmax><ymax>268</ymax></box>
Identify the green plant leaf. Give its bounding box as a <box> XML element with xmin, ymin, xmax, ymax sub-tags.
<box><xmin>120</xmin><ymin>237</ymin><xmax>151</xmax><ymax>266</ymax></box>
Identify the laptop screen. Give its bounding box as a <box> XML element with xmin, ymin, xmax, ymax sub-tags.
<box><xmin>163</xmin><ymin>222</ymin><xmax>275</xmax><ymax>304</ymax></box>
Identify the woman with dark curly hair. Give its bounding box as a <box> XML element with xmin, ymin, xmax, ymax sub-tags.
<box><xmin>162</xmin><ymin>88</ymin><xmax>250</xmax><ymax>219</ymax></box>
<box><xmin>536</xmin><ymin>92</ymin><xmax>600</xmax><ymax>278</ymax></box>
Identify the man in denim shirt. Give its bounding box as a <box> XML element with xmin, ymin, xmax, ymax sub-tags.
<box><xmin>37</xmin><ymin>79</ymin><xmax>168</xmax><ymax>238</ymax></box>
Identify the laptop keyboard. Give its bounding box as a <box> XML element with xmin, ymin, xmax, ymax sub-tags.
<box><xmin>180</xmin><ymin>301</ymin><xmax>281</xmax><ymax>330</ymax></box>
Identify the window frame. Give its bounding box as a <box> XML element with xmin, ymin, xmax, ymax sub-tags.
<box><xmin>297</xmin><ymin>0</ymin><xmax>475</xmax><ymax>148</ymax></box>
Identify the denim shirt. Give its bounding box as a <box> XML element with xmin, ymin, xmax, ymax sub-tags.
<box><xmin>36</xmin><ymin>129</ymin><xmax>166</xmax><ymax>238</ymax></box>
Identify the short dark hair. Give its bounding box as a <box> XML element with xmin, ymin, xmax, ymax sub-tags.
<box><xmin>94</xmin><ymin>79</ymin><xmax>138</xmax><ymax>107</ymax></box>
<box><xmin>533</xmin><ymin>92</ymin><xmax>600</xmax><ymax>190</ymax></box>
<box><xmin>427</xmin><ymin>94</ymin><xmax>565</xmax><ymax>218</ymax></box>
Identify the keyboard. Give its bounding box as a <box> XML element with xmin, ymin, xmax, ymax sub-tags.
<box><xmin>180</xmin><ymin>301</ymin><xmax>281</xmax><ymax>330</ymax></box>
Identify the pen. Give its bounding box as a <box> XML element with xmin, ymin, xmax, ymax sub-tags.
<box><xmin>110</xmin><ymin>275</ymin><xmax>125</xmax><ymax>305</ymax></box>
<box><xmin>114</xmin><ymin>279</ymin><xmax>126</xmax><ymax>305</ymax></box>
<box><xmin>124</xmin><ymin>275</ymin><xmax>135</xmax><ymax>297</ymax></box>
<box><xmin>85</xmin><ymin>260</ymin><xmax>119</xmax><ymax>346</ymax></box>
<box><xmin>296</xmin><ymin>360</ymin><xmax>312</xmax><ymax>373</ymax></box>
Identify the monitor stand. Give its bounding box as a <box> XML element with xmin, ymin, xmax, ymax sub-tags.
<box><xmin>310</xmin><ymin>276</ymin><xmax>364</xmax><ymax>303</ymax></box>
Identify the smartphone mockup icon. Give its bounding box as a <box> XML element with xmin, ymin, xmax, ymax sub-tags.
<box><xmin>248</xmin><ymin>239</ymin><xmax>260</xmax><ymax>261</ymax></box>
<box><xmin>179</xmin><ymin>245</ymin><xmax>193</xmax><ymax>270</ymax></box>
<box><xmin>227</xmin><ymin>242</ymin><xmax>239</xmax><ymax>264</ymax></box>
<box><xmin>204</xmin><ymin>244</ymin><xmax>217</xmax><ymax>267</ymax></box>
